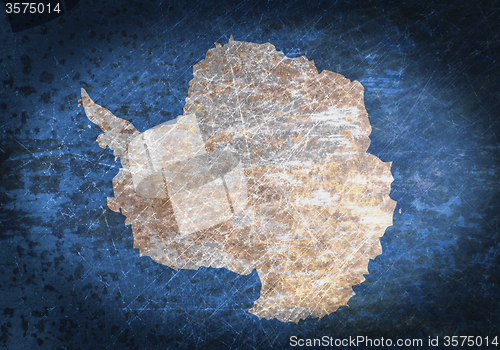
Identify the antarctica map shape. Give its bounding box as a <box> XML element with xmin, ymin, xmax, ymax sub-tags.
<box><xmin>81</xmin><ymin>37</ymin><xmax>396</xmax><ymax>323</ymax></box>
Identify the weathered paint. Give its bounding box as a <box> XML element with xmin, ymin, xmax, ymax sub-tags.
<box><xmin>83</xmin><ymin>38</ymin><xmax>396</xmax><ymax>323</ymax></box>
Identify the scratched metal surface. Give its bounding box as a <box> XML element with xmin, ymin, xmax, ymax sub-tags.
<box><xmin>1</xmin><ymin>0</ymin><xmax>499</xmax><ymax>349</ymax></box>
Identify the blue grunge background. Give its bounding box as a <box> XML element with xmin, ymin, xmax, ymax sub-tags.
<box><xmin>1</xmin><ymin>0</ymin><xmax>499</xmax><ymax>349</ymax></box>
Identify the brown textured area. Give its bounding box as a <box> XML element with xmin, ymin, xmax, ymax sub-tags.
<box><xmin>82</xmin><ymin>37</ymin><xmax>396</xmax><ymax>323</ymax></box>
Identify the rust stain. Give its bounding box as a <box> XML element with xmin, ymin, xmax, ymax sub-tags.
<box><xmin>205</xmin><ymin>131</ymin><xmax>233</xmax><ymax>153</ymax></box>
<box><xmin>286</xmin><ymin>115</ymin><xmax>313</xmax><ymax>124</ymax></box>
